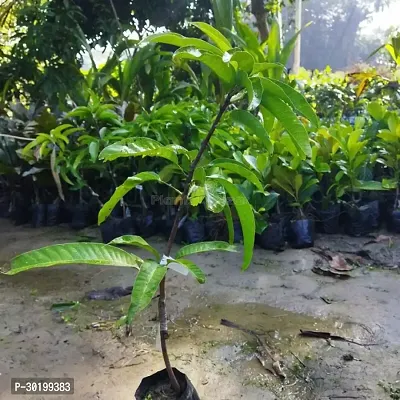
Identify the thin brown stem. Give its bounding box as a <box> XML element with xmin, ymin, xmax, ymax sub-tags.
<box><xmin>158</xmin><ymin>90</ymin><xmax>235</xmax><ymax>393</ymax></box>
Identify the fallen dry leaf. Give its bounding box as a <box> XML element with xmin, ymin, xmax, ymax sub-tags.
<box><xmin>329</xmin><ymin>255</ymin><xmax>353</xmax><ymax>271</ymax></box>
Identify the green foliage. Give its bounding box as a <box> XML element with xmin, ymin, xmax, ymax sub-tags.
<box><xmin>5</xmin><ymin>8</ymin><xmax>400</xmax><ymax>360</ymax></box>
<box><xmin>126</xmin><ymin>260</ymin><xmax>167</xmax><ymax>324</ymax></box>
<box><xmin>175</xmin><ymin>241</ymin><xmax>237</xmax><ymax>259</ymax></box>
<box><xmin>6</xmin><ymin>243</ymin><xmax>142</xmax><ymax>275</ymax></box>
<box><xmin>272</xmin><ymin>165</ymin><xmax>319</xmax><ymax>216</ymax></box>
<box><xmin>108</xmin><ymin>235</ymin><xmax>161</xmax><ymax>261</ymax></box>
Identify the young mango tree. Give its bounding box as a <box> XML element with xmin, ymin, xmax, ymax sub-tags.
<box><xmin>4</xmin><ymin>23</ymin><xmax>316</xmax><ymax>398</ymax></box>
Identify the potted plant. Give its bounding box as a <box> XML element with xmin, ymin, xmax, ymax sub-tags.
<box><xmin>375</xmin><ymin>111</ymin><xmax>400</xmax><ymax>232</ymax></box>
<box><xmin>310</xmin><ymin>127</ymin><xmax>341</xmax><ymax>233</ymax></box>
<box><xmin>328</xmin><ymin>123</ymin><xmax>385</xmax><ymax>236</ymax></box>
<box><xmin>272</xmin><ymin>165</ymin><xmax>319</xmax><ymax>248</ymax></box>
<box><xmin>4</xmin><ymin>22</ymin><xmax>316</xmax><ymax>399</ymax></box>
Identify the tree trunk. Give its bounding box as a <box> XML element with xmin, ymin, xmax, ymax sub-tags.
<box><xmin>251</xmin><ymin>0</ymin><xmax>269</xmax><ymax>42</ymax></box>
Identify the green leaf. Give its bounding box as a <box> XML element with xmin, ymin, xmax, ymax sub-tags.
<box><xmin>280</xmin><ymin>22</ymin><xmax>312</xmax><ymax>67</ymax></box>
<box><xmin>193</xmin><ymin>167</ymin><xmax>206</xmax><ymax>184</ymax></box>
<box><xmin>143</xmin><ymin>32</ymin><xmax>223</xmax><ymax>55</ymax></box>
<box><xmin>252</xmin><ymin>63</ymin><xmax>283</xmax><ymax>75</ymax></box>
<box><xmin>355</xmin><ymin>180</ymin><xmax>387</xmax><ymax>191</ymax></box>
<box><xmin>173</xmin><ymin>259</ymin><xmax>206</xmax><ymax>283</ymax></box>
<box><xmin>223</xmin><ymin>204</ymin><xmax>234</xmax><ymax>244</ymax></box>
<box><xmin>108</xmin><ymin>235</ymin><xmax>161</xmax><ymax>261</ymax></box>
<box><xmin>89</xmin><ymin>141</ymin><xmax>100</xmax><ymax>163</ymax></box>
<box><xmin>66</xmin><ymin>106</ymin><xmax>91</xmax><ymax>119</ymax></box>
<box><xmin>230</xmin><ymin>51</ymin><xmax>255</xmax><ymax>73</ymax></box>
<box><xmin>261</xmin><ymin>78</ymin><xmax>293</xmax><ymax>104</ymax></box>
<box><xmin>174</xmin><ymin>47</ymin><xmax>235</xmax><ymax>84</ymax></box>
<box><xmin>175</xmin><ymin>241</ymin><xmax>237</xmax><ymax>259</ymax></box>
<box><xmin>209</xmin><ymin>159</ymin><xmax>263</xmax><ymax>191</ymax></box>
<box><xmin>262</xmin><ymin>96</ymin><xmax>311</xmax><ymax>158</ymax></box>
<box><xmin>98</xmin><ymin>172</ymin><xmax>161</xmax><ymax>224</ymax></box>
<box><xmin>269</xmin><ymin>79</ymin><xmax>319</xmax><ymax>127</ymax></box>
<box><xmin>189</xmin><ymin>185</ymin><xmax>206</xmax><ymax>206</ymax></box>
<box><xmin>368</xmin><ymin>102</ymin><xmax>385</xmax><ymax>121</ymax></box>
<box><xmin>267</xmin><ymin>20</ymin><xmax>281</xmax><ymax>64</ymax></box>
<box><xmin>211</xmin><ymin>0</ymin><xmax>233</xmax><ymax>31</ymax></box>
<box><xmin>159</xmin><ymin>164</ymin><xmax>181</xmax><ymax>182</ymax></box>
<box><xmin>230</xmin><ymin>110</ymin><xmax>272</xmax><ymax>151</ymax></box>
<box><xmin>99</xmin><ymin>137</ymin><xmax>179</xmax><ymax>164</ymax></box>
<box><xmin>210</xmin><ymin>178</ymin><xmax>255</xmax><ymax>270</ymax></box>
<box><xmin>6</xmin><ymin>243</ymin><xmax>142</xmax><ymax>275</ymax></box>
<box><xmin>249</xmin><ymin>78</ymin><xmax>263</xmax><ymax>110</ymax></box>
<box><xmin>204</xmin><ymin>178</ymin><xmax>227</xmax><ymax>213</ymax></box>
<box><xmin>126</xmin><ymin>260</ymin><xmax>167</xmax><ymax>324</ymax></box>
<box><xmin>237</xmin><ymin>70</ymin><xmax>254</xmax><ymax>109</ymax></box>
<box><xmin>295</xmin><ymin>174</ymin><xmax>303</xmax><ymax>197</ymax></box>
<box><xmin>191</xmin><ymin>22</ymin><xmax>232</xmax><ymax>52</ymax></box>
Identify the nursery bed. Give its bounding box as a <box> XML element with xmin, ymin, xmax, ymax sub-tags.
<box><xmin>0</xmin><ymin>221</ymin><xmax>399</xmax><ymax>399</ymax></box>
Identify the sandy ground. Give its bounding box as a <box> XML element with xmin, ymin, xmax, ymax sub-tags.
<box><xmin>0</xmin><ymin>220</ymin><xmax>399</xmax><ymax>400</ymax></box>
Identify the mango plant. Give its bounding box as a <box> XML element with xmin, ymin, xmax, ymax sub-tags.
<box><xmin>328</xmin><ymin>123</ymin><xmax>384</xmax><ymax>201</ymax></box>
<box><xmin>5</xmin><ymin>22</ymin><xmax>316</xmax><ymax>397</ymax></box>
<box><xmin>375</xmin><ymin>111</ymin><xmax>400</xmax><ymax>208</ymax></box>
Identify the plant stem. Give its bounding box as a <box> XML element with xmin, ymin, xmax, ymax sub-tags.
<box><xmin>159</xmin><ymin>90</ymin><xmax>234</xmax><ymax>393</ymax></box>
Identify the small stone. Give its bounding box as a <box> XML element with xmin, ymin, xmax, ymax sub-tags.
<box><xmin>342</xmin><ymin>353</ymin><xmax>354</xmax><ymax>362</ymax></box>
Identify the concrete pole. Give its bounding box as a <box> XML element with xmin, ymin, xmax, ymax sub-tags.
<box><xmin>292</xmin><ymin>0</ymin><xmax>302</xmax><ymax>74</ymax></box>
<box><xmin>277</xmin><ymin>3</ymin><xmax>283</xmax><ymax>47</ymax></box>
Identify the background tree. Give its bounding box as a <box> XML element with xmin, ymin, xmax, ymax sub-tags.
<box><xmin>298</xmin><ymin>0</ymin><xmax>393</xmax><ymax>70</ymax></box>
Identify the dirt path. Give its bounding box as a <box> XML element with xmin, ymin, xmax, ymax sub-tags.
<box><xmin>0</xmin><ymin>221</ymin><xmax>399</xmax><ymax>399</ymax></box>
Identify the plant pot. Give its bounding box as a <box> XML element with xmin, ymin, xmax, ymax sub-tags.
<box><xmin>233</xmin><ymin>220</ymin><xmax>243</xmax><ymax>243</ymax></box>
<box><xmin>256</xmin><ymin>219</ymin><xmax>285</xmax><ymax>250</ymax></box>
<box><xmin>0</xmin><ymin>196</ymin><xmax>10</xmax><ymax>218</ymax></box>
<box><xmin>59</xmin><ymin>202</ymin><xmax>73</xmax><ymax>224</ymax></box>
<box><xmin>135</xmin><ymin>213</ymin><xmax>157</xmax><ymax>238</ymax></box>
<box><xmin>388</xmin><ymin>209</ymin><xmax>400</xmax><ymax>233</ymax></box>
<box><xmin>32</xmin><ymin>204</ymin><xmax>47</xmax><ymax>228</ymax></box>
<box><xmin>100</xmin><ymin>217</ymin><xmax>135</xmax><ymax>243</ymax></box>
<box><xmin>204</xmin><ymin>215</ymin><xmax>223</xmax><ymax>240</ymax></box>
<box><xmin>344</xmin><ymin>200</ymin><xmax>380</xmax><ymax>237</ymax></box>
<box><xmin>70</xmin><ymin>203</ymin><xmax>90</xmax><ymax>230</ymax></box>
<box><xmin>135</xmin><ymin>368</ymin><xmax>200</xmax><ymax>400</ymax></box>
<box><xmin>181</xmin><ymin>218</ymin><xmax>205</xmax><ymax>244</ymax></box>
<box><xmin>46</xmin><ymin>203</ymin><xmax>60</xmax><ymax>226</ymax></box>
<box><xmin>11</xmin><ymin>194</ymin><xmax>31</xmax><ymax>225</ymax></box>
<box><xmin>289</xmin><ymin>219</ymin><xmax>315</xmax><ymax>249</ymax></box>
<box><xmin>319</xmin><ymin>203</ymin><xmax>341</xmax><ymax>234</ymax></box>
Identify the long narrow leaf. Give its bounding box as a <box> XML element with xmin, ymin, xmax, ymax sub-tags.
<box><xmin>211</xmin><ymin>0</ymin><xmax>233</xmax><ymax>31</ymax></box>
<box><xmin>108</xmin><ymin>235</ymin><xmax>161</xmax><ymax>261</ymax></box>
<box><xmin>126</xmin><ymin>261</ymin><xmax>167</xmax><ymax>324</ymax></box>
<box><xmin>280</xmin><ymin>22</ymin><xmax>312</xmax><ymax>67</ymax></box>
<box><xmin>270</xmin><ymin>79</ymin><xmax>319</xmax><ymax>127</ymax></box>
<box><xmin>143</xmin><ymin>32</ymin><xmax>223</xmax><ymax>55</ymax></box>
<box><xmin>210</xmin><ymin>178</ymin><xmax>255</xmax><ymax>270</ymax></box>
<box><xmin>98</xmin><ymin>172</ymin><xmax>161</xmax><ymax>224</ymax></box>
<box><xmin>223</xmin><ymin>204</ymin><xmax>234</xmax><ymax>245</ymax></box>
<box><xmin>99</xmin><ymin>137</ymin><xmax>179</xmax><ymax>164</ymax></box>
<box><xmin>173</xmin><ymin>47</ymin><xmax>235</xmax><ymax>84</ymax></box>
<box><xmin>231</xmin><ymin>110</ymin><xmax>272</xmax><ymax>152</ymax></box>
<box><xmin>209</xmin><ymin>159</ymin><xmax>263</xmax><ymax>191</ymax></box>
<box><xmin>191</xmin><ymin>22</ymin><xmax>232</xmax><ymax>52</ymax></box>
<box><xmin>262</xmin><ymin>96</ymin><xmax>311</xmax><ymax>158</ymax></box>
<box><xmin>175</xmin><ymin>241</ymin><xmax>237</xmax><ymax>259</ymax></box>
<box><xmin>6</xmin><ymin>243</ymin><xmax>142</xmax><ymax>275</ymax></box>
<box><xmin>172</xmin><ymin>259</ymin><xmax>206</xmax><ymax>283</ymax></box>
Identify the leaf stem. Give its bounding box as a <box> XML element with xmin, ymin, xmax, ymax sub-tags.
<box><xmin>158</xmin><ymin>90</ymin><xmax>235</xmax><ymax>393</ymax></box>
